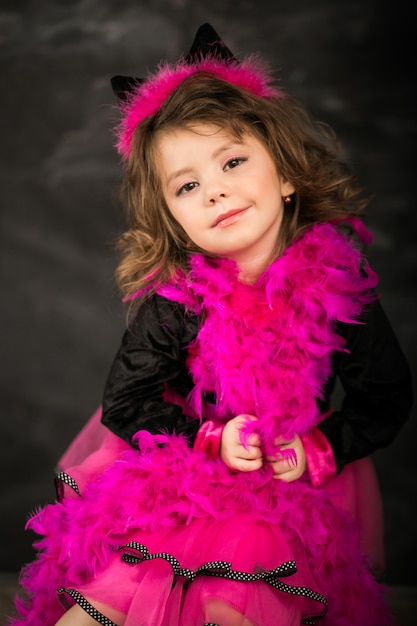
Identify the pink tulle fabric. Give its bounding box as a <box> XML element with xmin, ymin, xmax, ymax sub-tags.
<box><xmin>57</xmin><ymin>407</ymin><xmax>385</xmax><ymax>574</ymax></box>
<box><xmin>14</xmin><ymin>429</ymin><xmax>389</xmax><ymax>626</ymax></box>
<box><xmin>11</xmin><ymin>224</ymin><xmax>393</xmax><ymax>626</ymax></box>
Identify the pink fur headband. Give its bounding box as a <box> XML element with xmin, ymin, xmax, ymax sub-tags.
<box><xmin>112</xmin><ymin>24</ymin><xmax>283</xmax><ymax>159</ymax></box>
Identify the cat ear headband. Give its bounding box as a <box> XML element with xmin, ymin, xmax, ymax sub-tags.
<box><xmin>111</xmin><ymin>23</ymin><xmax>283</xmax><ymax>159</ymax></box>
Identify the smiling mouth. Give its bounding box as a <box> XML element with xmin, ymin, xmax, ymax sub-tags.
<box><xmin>213</xmin><ymin>207</ymin><xmax>249</xmax><ymax>228</ymax></box>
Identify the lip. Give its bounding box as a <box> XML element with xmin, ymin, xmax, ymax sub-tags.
<box><xmin>212</xmin><ymin>207</ymin><xmax>250</xmax><ymax>228</ymax></box>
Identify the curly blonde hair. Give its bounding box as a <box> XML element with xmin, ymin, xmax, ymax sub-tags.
<box><xmin>116</xmin><ymin>72</ymin><xmax>368</xmax><ymax>305</ymax></box>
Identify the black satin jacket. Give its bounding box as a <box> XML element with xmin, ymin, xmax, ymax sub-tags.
<box><xmin>101</xmin><ymin>294</ymin><xmax>413</xmax><ymax>473</ymax></box>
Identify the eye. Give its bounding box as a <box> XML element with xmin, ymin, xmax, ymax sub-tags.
<box><xmin>176</xmin><ymin>181</ymin><xmax>199</xmax><ymax>196</ymax></box>
<box><xmin>224</xmin><ymin>157</ymin><xmax>246</xmax><ymax>171</ymax></box>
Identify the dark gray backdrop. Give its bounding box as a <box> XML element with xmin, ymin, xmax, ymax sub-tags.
<box><xmin>1</xmin><ymin>0</ymin><xmax>415</xmax><ymax>585</ymax></box>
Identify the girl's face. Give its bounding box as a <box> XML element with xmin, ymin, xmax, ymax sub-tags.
<box><xmin>157</xmin><ymin>124</ymin><xmax>294</xmax><ymax>273</ymax></box>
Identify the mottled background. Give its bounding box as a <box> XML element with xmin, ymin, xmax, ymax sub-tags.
<box><xmin>1</xmin><ymin>0</ymin><xmax>415</xmax><ymax>587</ymax></box>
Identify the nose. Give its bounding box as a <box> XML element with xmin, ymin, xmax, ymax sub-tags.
<box><xmin>204</xmin><ymin>170</ymin><xmax>229</xmax><ymax>205</ymax></box>
<box><xmin>206</xmin><ymin>180</ymin><xmax>227</xmax><ymax>205</ymax></box>
<box><xmin>209</xmin><ymin>192</ymin><xmax>225</xmax><ymax>204</ymax></box>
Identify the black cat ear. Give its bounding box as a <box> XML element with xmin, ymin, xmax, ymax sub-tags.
<box><xmin>110</xmin><ymin>74</ymin><xmax>142</xmax><ymax>102</ymax></box>
<box><xmin>185</xmin><ymin>23</ymin><xmax>235</xmax><ymax>62</ymax></box>
<box><xmin>110</xmin><ymin>23</ymin><xmax>235</xmax><ymax>102</ymax></box>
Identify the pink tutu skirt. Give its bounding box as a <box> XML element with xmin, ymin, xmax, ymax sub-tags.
<box><xmin>12</xmin><ymin>408</ymin><xmax>392</xmax><ymax>626</ymax></box>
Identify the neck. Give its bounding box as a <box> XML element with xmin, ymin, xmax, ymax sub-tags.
<box><xmin>232</xmin><ymin>252</ymin><xmax>276</xmax><ymax>285</ymax></box>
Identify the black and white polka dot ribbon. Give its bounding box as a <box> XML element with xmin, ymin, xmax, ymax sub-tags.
<box><xmin>57</xmin><ymin>588</ymin><xmax>117</xmax><ymax>626</ymax></box>
<box><xmin>55</xmin><ymin>471</ymin><xmax>82</xmax><ymax>497</ymax></box>
<box><xmin>119</xmin><ymin>541</ymin><xmax>328</xmax><ymax>622</ymax></box>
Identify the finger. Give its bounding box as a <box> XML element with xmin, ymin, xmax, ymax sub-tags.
<box><xmin>236</xmin><ymin>457</ymin><xmax>264</xmax><ymax>472</ymax></box>
<box><xmin>268</xmin><ymin>455</ymin><xmax>298</xmax><ymax>472</ymax></box>
<box><xmin>272</xmin><ymin>466</ymin><xmax>303</xmax><ymax>482</ymax></box>
<box><xmin>273</xmin><ymin>435</ymin><xmax>293</xmax><ymax>446</ymax></box>
<box><xmin>223</xmin><ymin>445</ymin><xmax>262</xmax><ymax>467</ymax></box>
<box><xmin>240</xmin><ymin>444</ymin><xmax>263</xmax><ymax>460</ymax></box>
<box><xmin>245</xmin><ymin>432</ymin><xmax>261</xmax><ymax>447</ymax></box>
<box><xmin>223</xmin><ymin>455</ymin><xmax>263</xmax><ymax>472</ymax></box>
<box><xmin>271</xmin><ymin>460</ymin><xmax>304</xmax><ymax>482</ymax></box>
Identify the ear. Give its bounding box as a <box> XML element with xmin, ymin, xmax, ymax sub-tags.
<box><xmin>281</xmin><ymin>181</ymin><xmax>295</xmax><ymax>197</ymax></box>
<box><xmin>111</xmin><ymin>24</ymin><xmax>235</xmax><ymax>103</ymax></box>
<box><xmin>185</xmin><ymin>23</ymin><xmax>236</xmax><ymax>62</ymax></box>
<box><xmin>111</xmin><ymin>75</ymin><xmax>142</xmax><ymax>102</ymax></box>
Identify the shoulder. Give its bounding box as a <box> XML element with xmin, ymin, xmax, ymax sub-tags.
<box><xmin>127</xmin><ymin>292</ymin><xmax>199</xmax><ymax>347</ymax></box>
<box><xmin>336</xmin><ymin>298</ymin><xmax>411</xmax><ymax>378</ymax></box>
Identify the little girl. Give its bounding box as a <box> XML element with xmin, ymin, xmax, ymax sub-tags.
<box><xmin>11</xmin><ymin>23</ymin><xmax>412</xmax><ymax>626</ymax></box>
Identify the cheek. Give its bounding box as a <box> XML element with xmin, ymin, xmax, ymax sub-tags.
<box><xmin>266</xmin><ymin>173</ymin><xmax>284</xmax><ymax>201</ymax></box>
<box><xmin>165</xmin><ymin>199</ymin><xmax>181</xmax><ymax>221</ymax></box>
<box><xmin>249</xmin><ymin>168</ymin><xmax>277</xmax><ymax>193</ymax></box>
<box><xmin>168</xmin><ymin>205</ymin><xmax>194</xmax><ymax>233</ymax></box>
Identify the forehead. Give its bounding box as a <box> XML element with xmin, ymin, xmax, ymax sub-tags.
<box><xmin>155</xmin><ymin>121</ymin><xmax>263</xmax><ymax>160</ymax></box>
<box><xmin>154</xmin><ymin>124</ymin><xmax>238</xmax><ymax>170</ymax></box>
<box><xmin>156</xmin><ymin>123</ymin><xmax>239</xmax><ymax>146</ymax></box>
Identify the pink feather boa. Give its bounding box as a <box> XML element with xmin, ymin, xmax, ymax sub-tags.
<box><xmin>159</xmin><ymin>222</ymin><xmax>378</xmax><ymax>455</ymax></box>
<box><xmin>11</xmin><ymin>223</ymin><xmax>395</xmax><ymax>626</ymax></box>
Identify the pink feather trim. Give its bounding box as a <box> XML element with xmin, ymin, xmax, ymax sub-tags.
<box><xmin>12</xmin><ymin>435</ymin><xmax>393</xmax><ymax>625</ymax></box>
<box><xmin>158</xmin><ymin>223</ymin><xmax>378</xmax><ymax>456</ymax></box>
<box><xmin>115</xmin><ymin>55</ymin><xmax>282</xmax><ymax>158</ymax></box>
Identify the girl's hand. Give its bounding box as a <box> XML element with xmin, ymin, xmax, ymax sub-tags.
<box><xmin>220</xmin><ymin>414</ymin><xmax>263</xmax><ymax>472</ymax></box>
<box><xmin>267</xmin><ymin>435</ymin><xmax>306</xmax><ymax>482</ymax></box>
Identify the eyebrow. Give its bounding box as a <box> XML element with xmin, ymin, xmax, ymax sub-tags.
<box><xmin>165</xmin><ymin>141</ymin><xmax>245</xmax><ymax>186</ymax></box>
<box><xmin>166</xmin><ymin>166</ymin><xmax>194</xmax><ymax>186</ymax></box>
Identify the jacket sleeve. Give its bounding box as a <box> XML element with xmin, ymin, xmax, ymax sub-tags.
<box><xmin>318</xmin><ymin>298</ymin><xmax>413</xmax><ymax>473</ymax></box>
<box><xmin>101</xmin><ymin>294</ymin><xmax>201</xmax><ymax>447</ymax></box>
